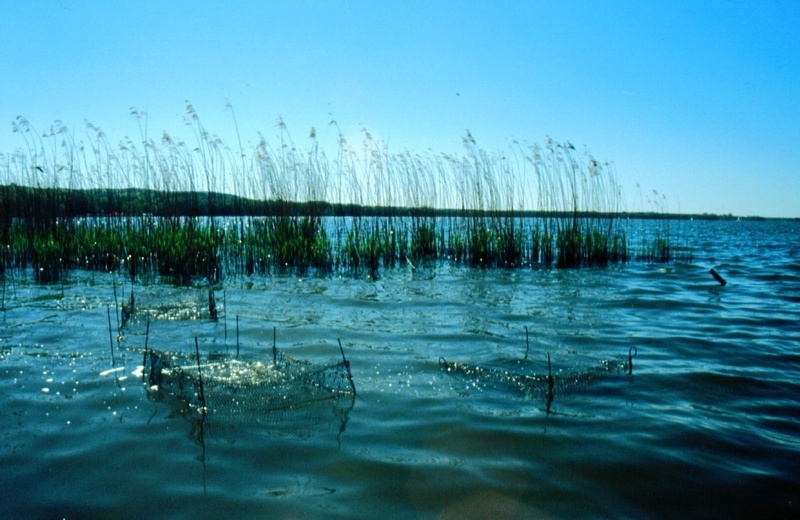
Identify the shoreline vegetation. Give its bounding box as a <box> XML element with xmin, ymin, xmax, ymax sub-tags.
<box><xmin>0</xmin><ymin>106</ymin><xmax>734</xmax><ymax>283</ymax></box>
<box><xmin>0</xmin><ymin>184</ymin><xmax>775</xmax><ymax>221</ymax></box>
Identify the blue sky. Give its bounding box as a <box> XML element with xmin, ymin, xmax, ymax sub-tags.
<box><xmin>1</xmin><ymin>0</ymin><xmax>798</xmax><ymax>217</ymax></box>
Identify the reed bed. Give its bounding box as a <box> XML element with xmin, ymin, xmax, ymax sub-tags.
<box><xmin>0</xmin><ymin>105</ymin><xmax>682</xmax><ymax>282</ymax></box>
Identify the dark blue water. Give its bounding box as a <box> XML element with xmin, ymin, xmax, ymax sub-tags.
<box><xmin>1</xmin><ymin>220</ymin><xmax>798</xmax><ymax>518</ymax></box>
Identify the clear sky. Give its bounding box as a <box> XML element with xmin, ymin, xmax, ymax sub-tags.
<box><xmin>1</xmin><ymin>0</ymin><xmax>798</xmax><ymax>217</ymax></box>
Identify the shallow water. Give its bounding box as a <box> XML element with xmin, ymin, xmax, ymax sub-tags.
<box><xmin>1</xmin><ymin>220</ymin><xmax>798</xmax><ymax>518</ymax></box>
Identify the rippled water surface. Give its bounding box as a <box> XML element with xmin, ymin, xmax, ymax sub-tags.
<box><xmin>1</xmin><ymin>220</ymin><xmax>798</xmax><ymax>518</ymax></box>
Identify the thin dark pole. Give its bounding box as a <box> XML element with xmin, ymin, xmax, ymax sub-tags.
<box><xmin>338</xmin><ymin>339</ymin><xmax>357</xmax><ymax>396</ymax></box>
<box><xmin>546</xmin><ymin>352</ymin><xmax>554</xmax><ymax>414</ymax></box>
<box><xmin>107</xmin><ymin>306</ymin><xmax>116</xmax><ymax>368</ymax></box>
<box><xmin>524</xmin><ymin>325</ymin><xmax>530</xmax><ymax>360</ymax></box>
<box><xmin>142</xmin><ymin>319</ymin><xmax>150</xmax><ymax>382</ymax></box>
<box><xmin>194</xmin><ymin>337</ymin><xmax>206</xmax><ymax>415</ymax></box>
<box><xmin>272</xmin><ymin>326</ymin><xmax>277</xmax><ymax>364</ymax></box>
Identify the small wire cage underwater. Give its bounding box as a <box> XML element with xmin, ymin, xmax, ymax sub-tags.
<box><xmin>143</xmin><ymin>337</ymin><xmax>356</xmax><ymax>441</ymax></box>
<box><xmin>439</xmin><ymin>346</ymin><xmax>637</xmax><ymax>414</ymax></box>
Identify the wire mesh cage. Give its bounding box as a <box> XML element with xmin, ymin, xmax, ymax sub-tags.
<box><xmin>143</xmin><ymin>338</ymin><xmax>356</xmax><ymax>441</ymax></box>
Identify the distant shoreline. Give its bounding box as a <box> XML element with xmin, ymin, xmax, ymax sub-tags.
<box><xmin>1</xmin><ymin>185</ymin><xmax>790</xmax><ymax>221</ymax></box>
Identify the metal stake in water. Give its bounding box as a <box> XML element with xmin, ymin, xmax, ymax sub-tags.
<box><xmin>546</xmin><ymin>352</ymin><xmax>554</xmax><ymax>414</ymax></box>
<box><xmin>339</xmin><ymin>338</ymin><xmax>357</xmax><ymax>396</ymax></box>
<box><xmin>524</xmin><ymin>326</ymin><xmax>530</xmax><ymax>360</ymax></box>
<box><xmin>628</xmin><ymin>346</ymin><xmax>638</xmax><ymax>375</ymax></box>
<box><xmin>107</xmin><ymin>306</ymin><xmax>116</xmax><ymax>368</ymax></box>
<box><xmin>194</xmin><ymin>337</ymin><xmax>207</xmax><ymax>416</ymax></box>
<box><xmin>142</xmin><ymin>320</ymin><xmax>150</xmax><ymax>382</ymax></box>
<box><xmin>272</xmin><ymin>326</ymin><xmax>277</xmax><ymax>365</ymax></box>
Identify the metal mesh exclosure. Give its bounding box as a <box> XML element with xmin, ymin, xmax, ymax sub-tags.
<box><xmin>439</xmin><ymin>354</ymin><xmax>632</xmax><ymax>400</ymax></box>
<box><xmin>144</xmin><ymin>346</ymin><xmax>356</xmax><ymax>440</ymax></box>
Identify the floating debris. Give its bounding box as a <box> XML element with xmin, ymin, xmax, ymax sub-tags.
<box><xmin>710</xmin><ymin>268</ymin><xmax>727</xmax><ymax>286</ymax></box>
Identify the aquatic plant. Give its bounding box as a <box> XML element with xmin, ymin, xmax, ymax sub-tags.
<box><xmin>0</xmin><ymin>104</ymin><xmax>683</xmax><ymax>282</ymax></box>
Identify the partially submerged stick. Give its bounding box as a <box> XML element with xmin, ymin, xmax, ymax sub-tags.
<box><xmin>142</xmin><ymin>319</ymin><xmax>151</xmax><ymax>381</ymax></box>
<box><xmin>272</xmin><ymin>326</ymin><xmax>277</xmax><ymax>364</ymax></box>
<box><xmin>120</xmin><ymin>291</ymin><xmax>134</xmax><ymax>330</ymax></box>
<box><xmin>112</xmin><ymin>283</ymin><xmax>120</xmax><ymax>332</ymax></box>
<box><xmin>107</xmin><ymin>306</ymin><xmax>116</xmax><ymax>368</ymax></box>
<box><xmin>223</xmin><ymin>289</ymin><xmax>227</xmax><ymax>343</ymax></box>
<box><xmin>235</xmin><ymin>315</ymin><xmax>240</xmax><ymax>359</ymax></box>
<box><xmin>524</xmin><ymin>326</ymin><xmax>530</xmax><ymax>360</ymax></box>
<box><xmin>338</xmin><ymin>338</ymin><xmax>357</xmax><ymax>397</ymax></box>
<box><xmin>710</xmin><ymin>268</ymin><xmax>727</xmax><ymax>286</ymax></box>
<box><xmin>194</xmin><ymin>337</ymin><xmax>207</xmax><ymax>454</ymax></box>
<box><xmin>194</xmin><ymin>337</ymin><xmax>207</xmax><ymax>416</ymax></box>
<box><xmin>208</xmin><ymin>287</ymin><xmax>217</xmax><ymax>321</ymax></box>
<box><xmin>545</xmin><ymin>352</ymin><xmax>554</xmax><ymax>414</ymax></box>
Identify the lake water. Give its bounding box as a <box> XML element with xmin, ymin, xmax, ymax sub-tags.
<box><xmin>1</xmin><ymin>220</ymin><xmax>798</xmax><ymax>518</ymax></box>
